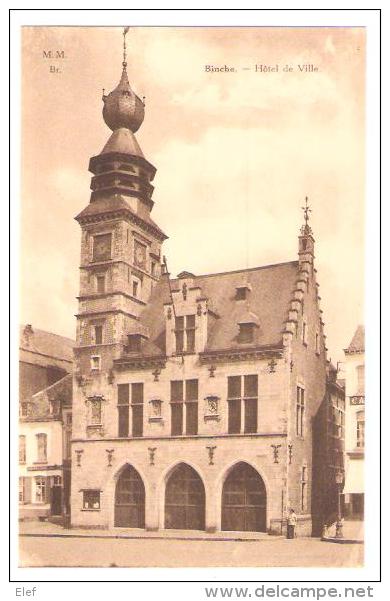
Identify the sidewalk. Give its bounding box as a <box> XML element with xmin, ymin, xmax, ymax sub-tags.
<box><xmin>322</xmin><ymin>519</ymin><xmax>364</xmax><ymax>544</ymax></box>
<box><xmin>19</xmin><ymin>520</ymin><xmax>283</xmax><ymax>542</ymax></box>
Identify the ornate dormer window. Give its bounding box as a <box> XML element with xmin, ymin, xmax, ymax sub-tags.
<box><xmin>239</xmin><ymin>323</ymin><xmax>255</xmax><ymax>343</ymax></box>
<box><xmin>126</xmin><ymin>324</ymin><xmax>149</xmax><ymax>354</ymax></box>
<box><xmin>127</xmin><ymin>334</ymin><xmax>142</xmax><ymax>353</ymax></box>
<box><xmin>237</xmin><ymin>311</ymin><xmax>259</xmax><ymax>344</ymax></box>
<box><xmin>235</xmin><ymin>283</ymin><xmax>251</xmax><ymax>301</ymax></box>
<box><xmin>175</xmin><ymin>315</ymin><xmax>195</xmax><ymax>353</ymax></box>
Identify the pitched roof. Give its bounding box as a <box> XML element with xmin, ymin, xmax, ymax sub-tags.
<box><xmin>345</xmin><ymin>324</ymin><xmax>365</xmax><ymax>354</ymax></box>
<box><xmin>27</xmin><ymin>374</ymin><xmax>73</xmax><ymax>419</ymax></box>
<box><xmin>20</xmin><ymin>325</ymin><xmax>74</xmax><ymax>370</ymax></box>
<box><xmin>128</xmin><ymin>260</ymin><xmax>298</xmax><ymax>358</ymax></box>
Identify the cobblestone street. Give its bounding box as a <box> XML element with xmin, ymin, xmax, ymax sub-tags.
<box><xmin>19</xmin><ymin>521</ymin><xmax>363</xmax><ymax>568</ymax></box>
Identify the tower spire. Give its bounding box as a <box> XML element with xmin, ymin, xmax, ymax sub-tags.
<box><xmin>101</xmin><ymin>26</ymin><xmax>145</xmax><ymax>133</ymax></box>
<box><xmin>122</xmin><ymin>26</ymin><xmax>129</xmax><ymax>69</ymax></box>
<box><xmin>300</xmin><ymin>196</ymin><xmax>313</xmax><ymax>236</ymax></box>
<box><xmin>298</xmin><ymin>195</ymin><xmax>315</xmax><ymax>269</ymax></box>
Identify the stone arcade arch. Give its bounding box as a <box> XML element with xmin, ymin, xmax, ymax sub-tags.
<box><xmin>164</xmin><ymin>463</ymin><xmax>206</xmax><ymax>530</ymax></box>
<box><xmin>114</xmin><ymin>464</ymin><xmax>145</xmax><ymax>528</ymax></box>
<box><xmin>221</xmin><ymin>461</ymin><xmax>267</xmax><ymax>532</ymax></box>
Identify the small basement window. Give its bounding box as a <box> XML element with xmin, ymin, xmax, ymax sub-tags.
<box><xmin>82</xmin><ymin>490</ymin><xmax>101</xmax><ymax>510</ymax></box>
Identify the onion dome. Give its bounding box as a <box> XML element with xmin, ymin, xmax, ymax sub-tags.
<box><xmin>102</xmin><ymin>67</ymin><xmax>145</xmax><ymax>133</ymax></box>
<box><xmin>102</xmin><ymin>28</ymin><xmax>145</xmax><ymax>133</ymax></box>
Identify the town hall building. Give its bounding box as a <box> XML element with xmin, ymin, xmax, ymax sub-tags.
<box><xmin>70</xmin><ymin>31</ymin><xmax>336</xmax><ymax>536</ymax></box>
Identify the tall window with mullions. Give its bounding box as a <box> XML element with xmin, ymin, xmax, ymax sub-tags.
<box><xmin>131</xmin><ymin>383</ymin><xmax>144</xmax><ymax>437</ymax></box>
<box><xmin>227</xmin><ymin>375</ymin><xmax>258</xmax><ymax>434</ymax></box>
<box><xmin>171</xmin><ymin>380</ymin><xmax>184</xmax><ymax>435</ymax></box>
<box><xmin>185</xmin><ymin>379</ymin><xmax>198</xmax><ymax>435</ymax></box>
<box><xmin>243</xmin><ymin>375</ymin><xmax>258</xmax><ymax>433</ymax></box>
<box><xmin>117</xmin><ymin>384</ymin><xmax>129</xmax><ymax>437</ymax></box>
<box><xmin>117</xmin><ymin>383</ymin><xmax>144</xmax><ymax>437</ymax></box>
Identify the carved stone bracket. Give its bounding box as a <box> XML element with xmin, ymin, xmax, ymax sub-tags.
<box><xmin>152</xmin><ymin>368</ymin><xmax>161</xmax><ymax>382</ymax></box>
<box><xmin>208</xmin><ymin>365</ymin><xmax>216</xmax><ymax>378</ymax></box>
<box><xmin>148</xmin><ymin>447</ymin><xmax>157</xmax><ymax>466</ymax></box>
<box><xmin>288</xmin><ymin>443</ymin><xmax>293</xmax><ymax>465</ymax></box>
<box><xmin>75</xmin><ymin>449</ymin><xmax>84</xmax><ymax>467</ymax></box>
<box><xmin>106</xmin><ymin>448</ymin><xmax>114</xmax><ymax>467</ymax></box>
<box><xmin>206</xmin><ymin>446</ymin><xmax>217</xmax><ymax>465</ymax></box>
<box><xmin>268</xmin><ymin>359</ymin><xmax>277</xmax><ymax>373</ymax></box>
<box><xmin>271</xmin><ymin>444</ymin><xmax>282</xmax><ymax>464</ymax></box>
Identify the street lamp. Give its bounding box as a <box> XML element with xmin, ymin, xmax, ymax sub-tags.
<box><xmin>335</xmin><ymin>470</ymin><xmax>344</xmax><ymax>538</ymax></box>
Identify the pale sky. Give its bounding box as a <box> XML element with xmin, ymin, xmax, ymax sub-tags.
<box><xmin>21</xmin><ymin>26</ymin><xmax>365</xmax><ymax>362</ymax></box>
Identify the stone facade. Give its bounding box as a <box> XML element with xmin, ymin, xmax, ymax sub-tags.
<box><xmin>70</xmin><ymin>47</ymin><xmax>334</xmax><ymax>537</ymax></box>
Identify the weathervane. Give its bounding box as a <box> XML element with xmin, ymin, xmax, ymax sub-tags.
<box><xmin>300</xmin><ymin>196</ymin><xmax>313</xmax><ymax>236</ymax></box>
<box><xmin>123</xmin><ymin>26</ymin><xmax>130</xmax><ymax>69</ymax></box>
<box><xmin>301</xmin><ymin>196</ymin><xmax>312</xmax><ymax>226</ymax></box>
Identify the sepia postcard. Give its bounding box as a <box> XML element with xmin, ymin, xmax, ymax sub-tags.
<box><xmin>10</xmin><ymin>9</ymin><xmax>381</xmax><ymax>589</ymax></box>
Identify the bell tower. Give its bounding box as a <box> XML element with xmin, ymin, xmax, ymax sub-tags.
<box><xmin>74</xmin><ymin>28</ymin><xmax>168</xmax><ymax>373</ymax></box>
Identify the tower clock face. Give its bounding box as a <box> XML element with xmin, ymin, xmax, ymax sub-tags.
<box><xmin>134</xmin><ymin>240</ymin><xmax>147</xmax><ymax>268</ymax></box>
<box><xmin>93</xmin><ymin>234</ymin><xmax>112</xmax><ymax>262</ymax></box>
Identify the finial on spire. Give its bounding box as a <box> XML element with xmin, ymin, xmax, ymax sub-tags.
<box><xmin>102</xmin><ymin>26</ymin><xmax>145</xmax><ymax>133</ymax></box>
<box><xmin>302</xmin><ymin>196</ymin><xmax>311</xmax><ymax>225</ymax></box>
<box><xmin>300</xmin><ymin>196</ymin><xmax>313</xmax><ymax>236</ymax></box>
<box><xmin>123</xmin><ymin>26</ymin><xmax>130</xmax><ymax>69</ymax></box>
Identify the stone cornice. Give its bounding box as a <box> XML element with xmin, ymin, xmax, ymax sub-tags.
<box><xmin>77</xmin><ymin>291</ymin><xmax>147</xmax><ymax>306</ymax></box>
<box><xmin>72</xmin><ymin>432</ymin><xmax>288</xmax><ymax>443</ymax></box>
<box><xmin>76</xmin><ymin>207</ymin><xmax>167</xmax><ymax>242</ymax></box>
<box><xmin>114</xmin><ymin>355</ymin><xmax>167</xmax><ymax>370</ymax></box>
<box><xmin>199</xmin><ymin>345</ymin><xmax>284</xmax><ymax>364</ymax></box>
<box><xmin>75</xmin><ymin>309</ymin><xmax>137</xmax><ymax>319</ymax></box>
<box><xmin>27</xmin><ymin>464</ymin><xmax>65</xmax><ymax>472</ymax></box>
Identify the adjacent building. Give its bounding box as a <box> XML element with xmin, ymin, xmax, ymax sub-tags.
<box><xmin>343</xmin><ymin>325</ymin><xmax>365</xmax><ymax>518</ymax></box>
<box><xmin>312</xmin><ymin>362</ymin><xmax>345</xmax><ymax>532</ymax></box>
<box><xmin>70</xmin><ymin>37</ymin><xmax>337</xmax><ymax>536</ymax></box>
<box><xmin>19</xmin><ymin>325</ymin><xmax>74</xmax><ymax>520</ymax></box>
